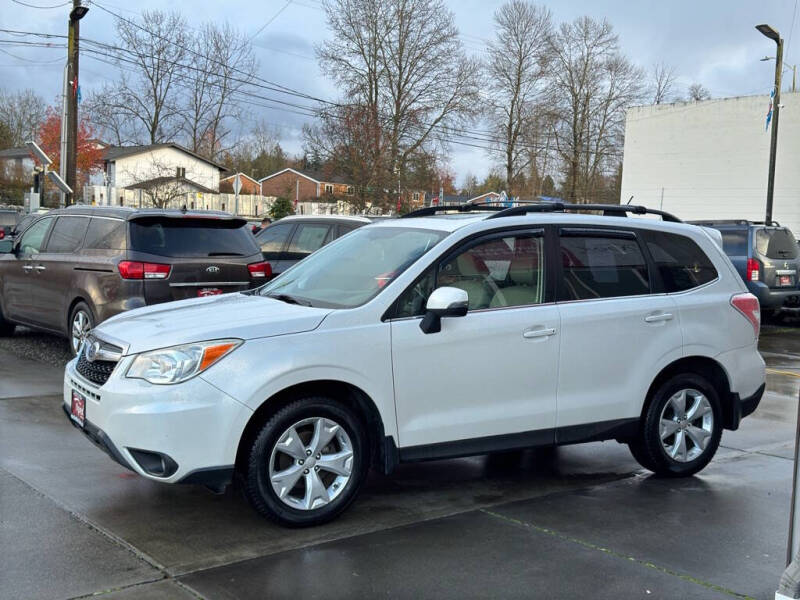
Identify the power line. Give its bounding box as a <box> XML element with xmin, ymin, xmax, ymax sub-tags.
<box><xmin>249</xmin><ymin>0</ymin><xmax>293</xmax><ymax>41</ymax></box>
<box><xmin>10</xmin><ymin>0</ymin><xmax>70</xmax><ymax>8</ymax></box>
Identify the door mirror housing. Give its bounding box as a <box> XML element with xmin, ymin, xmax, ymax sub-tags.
<box><xmin>420</xmin><ymin>286</ymin><xmax>468</xmax><ymax>334</ymax></box>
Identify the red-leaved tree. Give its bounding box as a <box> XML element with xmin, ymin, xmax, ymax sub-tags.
<box><xmin>37</xmin><ymin>106</ymin><xmax>103</xmax><ymax>192</ymax></box>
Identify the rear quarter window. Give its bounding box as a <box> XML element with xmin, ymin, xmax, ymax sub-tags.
<box><xmin>84</xmin><ymin>218</ymin><xmax>127</xmax><ymax>250</ymax></box>
<box><xmin>643</xmin><ymin>230</ymin><xmax>718</xmax><ymax>292</ymax></box>
<box><xmin>719</xmin><ymin>229</ymin><xmax>748</xmax><ymax>255</ymax></box>
<box><xmin>130</xmin><ymin>217</ymin><xmax>259</xmax><ymax>258</ymax></box>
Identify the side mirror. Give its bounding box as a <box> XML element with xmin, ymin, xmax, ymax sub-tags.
<box><xmin>0</xmin><ymin>239</ymin><xmax>13</xmax><ymax>254</ymax></box>
<box><xmin>419</xmin><ymin>286</ymin><xmax>468</xmax><ymax>334</ymax></box>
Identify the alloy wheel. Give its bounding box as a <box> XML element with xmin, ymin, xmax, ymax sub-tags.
<box><xmin>71</xmin><ymin>310</ymin><xmax>91</xmax><ymax>355</ymax></box>
<box><xmin>268</xmin><ymin>416</ymin><xmax>354</xmax><ymax>511</ymax></box>
<box><xmin>658</xmin><ymin>388</ymin><xmax>714</xmax><ymax>463</ymax></box>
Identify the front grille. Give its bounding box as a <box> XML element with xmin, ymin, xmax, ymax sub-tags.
<box><xmin>76</xmin><ymin>350</ymin><xmax>117</xmax><ymax>386</ymax></box>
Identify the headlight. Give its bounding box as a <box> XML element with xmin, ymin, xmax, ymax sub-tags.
<box><xmin>126</xmin><ymin>339</ymin><xmax>242</xmax><ymax>385</ymax></box>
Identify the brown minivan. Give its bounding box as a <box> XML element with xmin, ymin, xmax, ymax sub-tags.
<box><xmin>0</xmin><ymin>206</ymin><xmax>269</xmax><ymax>354</ymax></box>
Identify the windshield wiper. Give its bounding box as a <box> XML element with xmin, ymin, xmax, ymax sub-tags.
<box><xmin>267</xmin><ymin>293</ymin><xmax>313</xmax><ymax>307</ymax></box>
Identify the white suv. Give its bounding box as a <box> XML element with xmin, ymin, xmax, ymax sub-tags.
<box><xmin>63</xmin><ymin>204</ymin><xmax>766</xmax><ymax>526</ymax></box>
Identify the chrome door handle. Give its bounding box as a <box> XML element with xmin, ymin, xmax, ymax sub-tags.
<box><xmin>523</xmin><ymin>327</ymin><xmax>556</xmax><ymax>339</ymax></box>
<box><xmin>22</xmin><ymin>265</ymin><xmax>33</xmax><ymax>272</ymax></box>
<box><xmin>644</xmin><ymin>313</ymin><xmax>673</xmax><ymax>323</ymax></box>
<box><xmin>34</xmin><ymin>265</ymin><xmax>45</xmax><ymax>272</ymax></box>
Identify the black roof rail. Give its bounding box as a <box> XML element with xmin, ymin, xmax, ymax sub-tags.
<box><xmin>399</xmin><ymin>203</ymin><xmax>507</xmax><ymax>218</ymax></box>
<box><xmin>688</xmin><ymin>219</ymin><xmax>782</xmax><ymax>227</ymax></box>
<box><xmin>485</xmin><ymin>202</ymin><xmax>682</xmax><ymax>223</ymax></box>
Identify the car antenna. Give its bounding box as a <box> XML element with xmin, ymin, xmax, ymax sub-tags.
<box><xmin>626</xmin><ymin>195</ymin><xmax>634</xmax><ymax>205</ymax></box>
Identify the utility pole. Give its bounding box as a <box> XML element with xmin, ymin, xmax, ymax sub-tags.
<box><xmin>66</xmin><ymin>0</ymin><xmax>88</xmax><ymax>205</ymax></box>
<box><xmin>756</xmin><ymin>24</ymin><xmax>783</xmax><ymax>224</ymax></box>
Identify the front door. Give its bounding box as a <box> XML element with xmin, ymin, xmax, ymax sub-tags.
<box><xmin>1</xmin><ymin>216</ymin><xmax>54</xmax><ymax>324</ymax></box>
<box><xmin>390</xmin><ymin>229</ymin><xmax>560</xmax><ymax>450</ymax></box>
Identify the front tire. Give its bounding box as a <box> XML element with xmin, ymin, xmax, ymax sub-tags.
<box><xmin>243</xmin><ymin>397</ymin><xmax>368</xmax><ymax>527</ymax></box>
<box><xmin>630</xmin><ymin>373</ymin><xmax>722</xmax><ymax>477</ymax></box>
<box><xmin>69</xmin><ymin>302</ymin><xmax>94</xmax><ymax>357</ymax></box>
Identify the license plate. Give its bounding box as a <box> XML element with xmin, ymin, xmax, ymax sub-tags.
<box><xmin>197</xmin><ymin>287</ymin><xmax>223</xmax><ymax>297</ymax></box>
<box><xmin>70</xmin><ymin>390</ymin><xmax>86</xmax><ymax>428</ymax></box>
<box><xmin>780</xmin><ymin>275</ymin><xmax>793</xmax><ymax>287</ymax></box>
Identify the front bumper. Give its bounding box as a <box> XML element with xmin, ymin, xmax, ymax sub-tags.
<box><xmin>63</xmin><ymin>358</ymin><xmax>252</xmax><ymax>485</ymax></box>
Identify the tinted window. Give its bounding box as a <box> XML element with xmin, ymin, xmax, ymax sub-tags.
<box><xmin>256</xmin><ymin>223</ymin><xmax>294</xmax><ymax>254</ymax></box>
<box><xmin>287</xmin><ymin>224</ymin><xmax>332</xmax><ymax>256</ymax></box>
<box><xmin>394</xmin><ymin>232</ymin><xmax>545</xmax><ymax>317</ymax></box>
<box><xmin>755</xmin><ymin>228</ymin><xmax>799</xmax><ymax>259</ymax></box>
<box><xmin>45</xmin><ymin>216</ymin><xmax>89</xmax><ymax>253</ymax></box>
<box><xmin>84</xmin><ymin>218</ymin><xmax>127</xmax><ymax>250</ymax></box>
<box><xmin>560</xmin><ymin>234</ymin><xmax>649</xmax><ymax>300</ymax></box>
<box><xmin>644</xmin><ymin>231</ymin><xmax>718</xmax><ymax>292</ymax></box>
<box><xmin>719</xmin><ymin>229</ymin><xmax>747</xmax><ymax>255</ymax></box>
<box><xmin>18</xmin><ymin>217</ymin><xmax>52</xmax><ymax>255</ymax></box>
<box><xmin>130</xmin><ymin>218</ymin><xmax>258</xmax><ymax>258</ymax></box>
<box><xmin>0</xmin><ymin>212</ymin><xmax>18</xmax><ymax>227</ymax></box>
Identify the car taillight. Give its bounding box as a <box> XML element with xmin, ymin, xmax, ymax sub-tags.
<box><xmin>248</xmin><ymin>261</ymin><xmax>272</xmax><ymax>278</ymax></box>
<box><xmin>118</xmin><ymin>261</ymin><xmax>171</xmax><ymax>280</ymax></box>
<box><xmin>746</xmin><ymin>258</ymin><xmax>761</xmax><ymax>281</ymax></box>
<box><xmin>0</xmin><ymin>230</ymin><xmax>4</xmax><ymax>240</ymax></box>
<box><xmin>731</xmin><ymin>293</ymin><xmax>760</xmax><ymax>338</ymax></box>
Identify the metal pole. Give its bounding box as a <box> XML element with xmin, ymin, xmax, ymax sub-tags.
<box><xmin>59</xmin><ymin>63</ymin><xmax>68</xmax><ymax>208</ymax></box>
<box><xmin>765</xmin><ymin>36</ymin><xmax>783</xmax><ymax>224</ymax></box>
<box><xmin>65</xmin><ymin>0</ymin><xmax>84</xmax><ymax>206</ymax></box>
<box><xmin>793</xmin><ymin>64</ymin><xmax>797</xmax><ymax>93</ymax></box>
<box><xmin>789</xmin><ymin>389</ymin><xmax>800</xmax><ymax>566</ymax></box>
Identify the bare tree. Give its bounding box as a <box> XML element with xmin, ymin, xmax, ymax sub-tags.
<box><xmin>183</xmin><ymin>22</ymin><xmax>257</xmax><ymax>160</ymax></box>
<box><xmin>651</xmin><ymin>62</ymin><xmax>677</xmax><ymax>104</ymax></box>
<box><xmin>486</xmin><ymin>1</ymin><xmax>553</xmax><ymax>195</ymax></box>
<box><xmin>121</xmin><ymin>154</ymin><xmax>201</xmax><ymax>209</ymax></box>
<box><xmin>0</xmin><ymin>89</ymin><xmax>46</xmax><ymax>147</ymax></box>
<box><xmin>317</xmin><ymin>0</ymin><xmax>480</xmax><ymax>207</ymax></box>
<box><xmin>548</xmin><ymin>16</ymin><xmax>644</xmax><ymax>203</ymax></box>
<box><xmin>687</xmin><ymin>82</ymin><xmax>711</xmax><ymax>101</ymax></box>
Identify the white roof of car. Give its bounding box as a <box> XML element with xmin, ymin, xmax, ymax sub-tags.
<box><xmin>277</xmin><ymin>215</ymin><xmax>372</xmax><ymax>223</ymax></box>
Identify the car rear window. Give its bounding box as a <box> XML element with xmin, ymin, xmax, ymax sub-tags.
<box><xmin>643</xmin><ymin>230</ymin><xmax>718</xmax><ymax>292</ymax></box>
<box><xmin>719</xmin><ymin>229</ymin><xmax>748</xmax><ymax>255</ymax></box>
<box><xmin>130</xmin><ymin>217</ymin><xmax>259</xmax><ymax>258</ymax></box>
<box><xmin>755</xmin><ymin>228</ymin><xmax>799</xmax><ymax>259</ymax></box>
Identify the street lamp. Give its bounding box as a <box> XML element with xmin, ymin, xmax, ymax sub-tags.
<box><xmin>761</xmin><ymin>56</ymin><xmax>797</xmax><ymax>93</ymax></box>
<box><xmin>756</xmin><ymin>23</ymin><xmax>783</xmax><ymax>224</ymax></box>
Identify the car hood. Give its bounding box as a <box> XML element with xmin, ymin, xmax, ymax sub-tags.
<box><xmin>95</xmin><ymin>292</ymin><xmax>332</xmax><ymax>355</ymax></box>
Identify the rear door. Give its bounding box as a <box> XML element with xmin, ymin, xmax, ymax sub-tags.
<box><xmin>754</xmin><ymin>227</ymin><xmax>800</xmax><ymax>290</ymax></box>
<box><xmin>256</xmin><ymin>221</ymin><xmax>296</xmax><ymax>277</ymax></box>
<box><xmin>128</xmin><ymin>216</ymin><xmax>262</xmax><ymax>303</ymax></box>
<box><xmin>554</xmin><ymin>227</ymin><xmax>683</xmax><ymax>431</ymax></box>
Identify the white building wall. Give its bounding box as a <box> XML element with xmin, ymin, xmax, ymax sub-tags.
<box><xmin>111</xmin><ymin>147</ymin><xmax>220</xmax><ymax>191</ymax></box>
<box><xmin>620</xmin><ymin>93</ymin><xmax>800</xmax><ymax>234</ymax></box>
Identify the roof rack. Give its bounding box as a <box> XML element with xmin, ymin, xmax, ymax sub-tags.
<box><xmin>485</xmin><ymin>202</ymin><xmax>682</xmax><ymax>223</ymax></box>
<box><xmin>399</xmin><ymin>203</ymin><xmax>506</xmax><ymax>218</ymax></box>
<box><xmin>688</xmin><ymin>219</ymin><xmax>781</xmax><ymax>227</ymax></box>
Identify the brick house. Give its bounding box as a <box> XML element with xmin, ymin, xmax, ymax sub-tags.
<box><xmin>259</xmin><ymin>168</ymin><xmax>354</xmax><ymax>203</ymax></box>
<box><xmin>220</xmin><ymin>172</ymin><xmax>261</xmax><ymax>195</ymax></box>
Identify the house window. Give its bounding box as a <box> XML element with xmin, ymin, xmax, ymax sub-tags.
<box><xmin>119</xmin><ymin>196</ymin><xmax>123</xmax><ymax>206</ymax></box>
<box><xmin>221</xmin><ymin>202</ymin><xmax>226</xmax><ymax>211</ymax></box>
<box><xmin>190</xmin><ymin>201</ymin><xmax>195</xmax><ymax>210</ymax></box>
<box><xmin>346</xmin><ymin>186</ymin><xmax>354</xmax><ymax>196</ymax></box>
<box><xmin>176</xmin><ymin>167</ymin><xmax>186</xmax><ymax>178</ymax></box>
<box><xmin>325</xmin><ymin>184</ymin><xmax>334</xmax><ymax>195</ymax></box>
<box><xmin>413</xmin><ymin>192</ymin><xmax>420</xmax><ymax>201</ymax></box>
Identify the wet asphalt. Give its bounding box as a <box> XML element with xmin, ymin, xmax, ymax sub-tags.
<box><xmin>0</xmin><ymin>326</ymin><xmax>797</xmax><ymax>600</ymax></box>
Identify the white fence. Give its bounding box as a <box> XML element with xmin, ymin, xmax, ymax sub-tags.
<box><xmin>82</xmin><ymin>185</ymin><xmax>384</xmax><ymax>217</ymax></box>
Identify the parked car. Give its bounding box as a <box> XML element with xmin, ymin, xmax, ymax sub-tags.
<box><xmin>0</xmin><ymin>206</ymin><xmax>269</xmax><ymax>355</ymax></box>
<box><xmin>690</xmin><ymin>220</ymin><xmax>800</xmax><ymax>315</ymax></box>
<box><xmin>0</xmin><ymin>208</ymin><xmax>20</xmax><ymax>240</ymax></box>
<box><xmin>254</xmin><ymin>215</ymin><xmax>370</xmax><ymax>278</ymax></box>
<box><xmin>63</xmin><ymin>204</ymin><xmax>764</xmax><ymax>526</ymax></box>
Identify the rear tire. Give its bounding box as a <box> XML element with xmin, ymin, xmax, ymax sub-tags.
<box><xmin>242</xmin><ymin>397</ymin><xmax>369</xmax><ymax>527</ymax></box>
<box><xmin>631</xmin><ymin>373</ymin><xmax>722</xmax><ymax>477</ymax></box>
<box><xmin>69</xmin><ymin>302</ymin><xmax>94</xmax><ymax>357</ymax></box>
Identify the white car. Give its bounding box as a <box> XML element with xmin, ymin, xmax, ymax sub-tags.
<box><xmin>63</xmin><ymin>203</ymin><xmax>766</xmax><ymax>526</ymax></box>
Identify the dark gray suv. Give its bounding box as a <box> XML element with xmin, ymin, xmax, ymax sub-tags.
<box><xmin>0</xmin><ymin>206</ymin><xmax>268</xmax><ymax>354</ymax></box>
<box><xmin>691</xmin><ymin>220</ymin><xmax>800</xmax><ymax>314</ymax></box>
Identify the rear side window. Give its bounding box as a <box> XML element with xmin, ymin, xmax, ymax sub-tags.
<box><xmin>719</xmin><ymin>229</ymin><xmax>748</xmax><ymax>255</ymax></box>
<box><xmin>256</xmin><ymin>222</ymin><xmax>294</xmax><ymax>255</ymax></box>
<box><xmin>46</xmin><ymin>216</ymin><xmax>89</xmax><ymax>253</ymax></box>
<box><xmin>84</xmin><ymin>218</ymin><xmax>127</xmax><ymax>250</ymax></box>
<box><xmin>559</xmin><ymin>234</ymin><xmax>649</xmax><ymax>300</ymax></box>
<box><xmin>755</xmin><ymin>228</ymin><xmax>799</xmax><ymax>259</ymax></box>
<box><xmin>130</xmin><ymin>218</ymin><xmax>258</xmax><ymax>258</ymax></box>
<box><xmin>644</xmin><ymin>231</ymin><xmax>718</xmax><ymax>292</ymax></box>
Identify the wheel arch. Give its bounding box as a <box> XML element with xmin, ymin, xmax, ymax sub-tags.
<box><xmin>642</xmin><ymin>355</ymin><xmax>736</xmax><ymax>429</ymax></box>
<box><xmin>66</xmin><ymin>295</ymin><xmax>95</xmax><ymax>332</ymax></box>
<box><xmin>234</xmin><ymin>379</ymin><xmax>390</xmax><ymax>479</ymax></box>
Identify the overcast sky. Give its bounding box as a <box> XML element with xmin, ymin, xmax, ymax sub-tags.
<box><xmin>1</xmin><ymin>0</ymin><xmax>798</xmax><ymax>185</ymax></box>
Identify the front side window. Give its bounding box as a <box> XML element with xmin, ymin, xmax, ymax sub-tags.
<box><xmin>560</xmin><ymin>233</ymin><xmax>649</xmax><ymax>300</ymax></box>
<box><xmin>259</xmin><ymin>226</ymin><xmax>446</xmax><ymax>308</ymax></box>
<box><xmin>256</xmin><ymin>222</ymin><xmax>294</xmax><ymax>257</ymax></box>
<box><xmin>18</xmin><ymin>217</ymin><xmax>52</xmax><ymax>256</ymax></box>
<box><xmin>393</xmin><ymin>231</ymin><xmax>545</xmax><ymax>317</ymax></box>
<box><xmin>287</xmin><ymin>223</ymin><xmax>333</xmax><ymax>257</ymax></box>
<box><xmin>46</xmin><ymin>216</ymin><xmax>89</xmax><ymax>253</ymax></box>
<box><xmin>644</xmin><ymin>230</ymin><xmax>718</xmax><ymax>292</ymax></box>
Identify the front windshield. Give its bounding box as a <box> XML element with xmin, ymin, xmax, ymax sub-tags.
<box><xmin>258</xmin><ymin>226</ymin><xmax>447</xmax><ymax>308</ymax></box>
